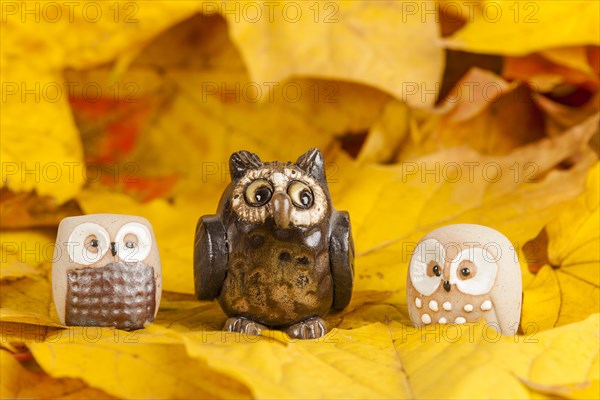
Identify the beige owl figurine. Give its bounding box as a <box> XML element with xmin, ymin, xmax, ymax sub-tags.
<box><xmin>52</xmin><ymin>214</ymin><xmax>162</xmax><ymax>330</ymax></box>
<box><xmin>407</xmin><ymin>224</ymin><xmax>522</xmax><ymax>335</ymax></box>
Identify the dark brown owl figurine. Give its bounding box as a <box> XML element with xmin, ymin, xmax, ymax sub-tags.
<box><xmin>194</xmin><ymin>148</ymin><xmax>354</xmax><ymax>339</ymax></box>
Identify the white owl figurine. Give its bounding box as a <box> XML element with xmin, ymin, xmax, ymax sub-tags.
<box><xmin>52</xmin><ymin>214</ymin><xmax>162</xmax><ymax>330</ymax></box>
<box><xmin>407</xmin><ymin>224</ymin><xmax>522</xmax><ymax>335</ymax></box>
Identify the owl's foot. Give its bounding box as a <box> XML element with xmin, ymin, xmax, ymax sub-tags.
<box><xmin>223</xmin><ymin>317</ymin><xmax>267</xmax><ymax>336</ymax></box>
<box><xmin>285</xmin><ymin>317</ymin><xmax>327</xmax><ymax>339</ymax></box>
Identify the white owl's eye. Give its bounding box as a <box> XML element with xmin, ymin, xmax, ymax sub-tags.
<box><xmin>288</xmin><ymin>180</ymin><xmax>314</xmax><ymax>209</ymax></box>
<box><xmin>67</xmin><ymin>222</ymin><xmax>110</xmax><ymax>265</ymax></box>
<box><xmin>116</xmin><ymin>222</ymin><xmax>152</xmax><ymax>263</ymax></box>
<box><xmin>409</xmin><ymin>239</ymin><xmax>445</xmax><ymax>296</ymax></box>
<box><xmin>450</xmin><ymin>248</ymin><xmax>497</xmax><ymax>295</ymax></box>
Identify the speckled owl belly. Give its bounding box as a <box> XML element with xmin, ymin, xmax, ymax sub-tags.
<box><xmin>408</xmin><ymin>288</ymin><xmax>496</xmax><ymax>326</ymax></box>
<box><xmin>219</xmin><ymin>231</ymin><xmax>333</xmax><ymax>327</ymax></box>
<box><xmin>65</xmin><ymin>262</ymin><xmax>156</xmax><ymax>330</ymax></box>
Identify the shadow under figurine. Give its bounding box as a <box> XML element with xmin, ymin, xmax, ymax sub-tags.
<box><xmin>53</xmin><ymin>214</ymin><xmax>162</xmax><ymax>330</ymax></box>
<box><xmin>194</xmin><ymin>148</ymin><xmax>354</xmax><ymax>339</ymax></box>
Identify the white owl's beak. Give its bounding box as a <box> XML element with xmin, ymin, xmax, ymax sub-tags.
<box><xmin>272</xmin><ymin>192</ymin><xmax>292</xmax><ymax>229</ymax></box>
<box><xmin>443</xmin><ymin>280</ymin><xmax>451</xmax><ymax>292</ymax></box>
<box><xmin>110</xmin><ymin>242</ymin><xmax>118</xmax><ymax>257</ymax></box>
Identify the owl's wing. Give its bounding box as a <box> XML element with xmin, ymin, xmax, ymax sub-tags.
<box><xmin>329</xmin><ymin>210</ymin><xmax>355</xmax><ymax>311</ymax></box>
<box><xmin>194</xmin><ymin>215</ymin><xmax>228</xmax><ymax>300</ymax></box>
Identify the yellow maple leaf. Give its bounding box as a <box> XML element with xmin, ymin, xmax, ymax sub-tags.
<box><xmin>222</xmin><ymin>0</ymin><xmax>444</xmax><ymax>108</ymax></box>
<box><xmin>0</xmin><ymin>67</ymin><xmax>85</xmax><ymax>202</ymax></box>
<box><xmin>28</xmin><ymin>326</ymin><xmax>252</xmax><ymax>399</ymax></box>
<box><xmin>30</xmin><ymin>323</ymin><xmax>412</xmax><ymax>399</ymax></box>
<box><xmin>393</xmin><ymin>314</ymin><xmax>599</xmax><ymax>399</ymax></box>
<box><xmin>62</xmin><ymin>13</ymin><xmax>390</xmax><ymax>199</ymax></box>
<box><xmin>337</xmin><ymin>116</ymin><xmax>597</xmax><ymax>293</ymax></box>
<box><xmin>0</xmin><ymin>230</ymin><xmax>53</xmax><ymax>281</ymax></box>
<box><xmin>522</xmin><ymin>162</ymin><xmax>600</xmax><ymax>328</ymax></box>
<box><xmin>0</xmin><ymin>1</ymin><xmax>202</xmax><ymax>202</ymax></box>
<box><xmin>539</xmin><ymin>46</ymin><xmax>594</xmax><ymax>74</ymax></box>
<box><xmin>444</xmin><ymin>0</ymin><xmax>600</xmax><ymax>55</ymax></box>
<box><xmin>0</xmin><ymin>272</ymin><xmax>63</xmax><ymax>328</ymax></box>
<box><xmin>0</xmin><ymin>349</ymin><xmax>114</xmax><ymax>399</ymax></box>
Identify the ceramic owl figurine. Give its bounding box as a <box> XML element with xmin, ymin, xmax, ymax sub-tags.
<box><xmin>53</xmin><ymin>214</ymin><xmax>162</xmax><ymax>330</ymax></box>
<box><xmin>194</xmin><ymin>148</ymin><xmax>354</xmax><ymax>339</ymax></box>
<box><xmin>407</xmin><ymin>224</ymin><xmax>522</xmax><ymax>335</ymax></box>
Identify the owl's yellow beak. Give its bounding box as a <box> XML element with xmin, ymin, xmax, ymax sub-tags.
<box><xmin>272</xmin><ymin>192</ymin><xmax>292</xmax><ymax>229</ymax></box>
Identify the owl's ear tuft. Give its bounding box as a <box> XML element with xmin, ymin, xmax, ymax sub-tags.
<box><xmin>295</xmin><ymin>148</ymin><xmax>325</xmax><ymax>181</ymax></box>
<box><xmin>229</xmin><ymin>150</ymin><xmax>262</xmax><ymax>179</ymax></box>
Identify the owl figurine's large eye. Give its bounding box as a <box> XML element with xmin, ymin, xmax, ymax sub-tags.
<box><xmin>244</xmin><ymin>179</ymin><xmax>273</xmax><ymax>207</ymax></box>
<box><xmin>67</xmin><ymin>222</ymin><xmax>110</xmax><ymax>265</ymax></box>
<box><xmin>409</xmin><ymin>239</ymin><xmax>445</xmax><ymax>296</ymax></box>
<box><xmin>450</xmin><ymin>247</ymin><xmax>497</xmax><ymax>295</ymax></box>
<box><xmin>116</xmin><ymin>222</ymin><xmax>153</xmax><ymax>263</ymax></box>
<box><xmin>288</xmin><ymin>180</ymin><xmax>314</xmax><ymax>209</ymax></box>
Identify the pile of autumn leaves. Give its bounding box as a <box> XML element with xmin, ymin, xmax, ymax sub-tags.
<box><xmin>1</xmin><ymin>1</ymin><xmax>599</xmax><ymax>399</ymax></box>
